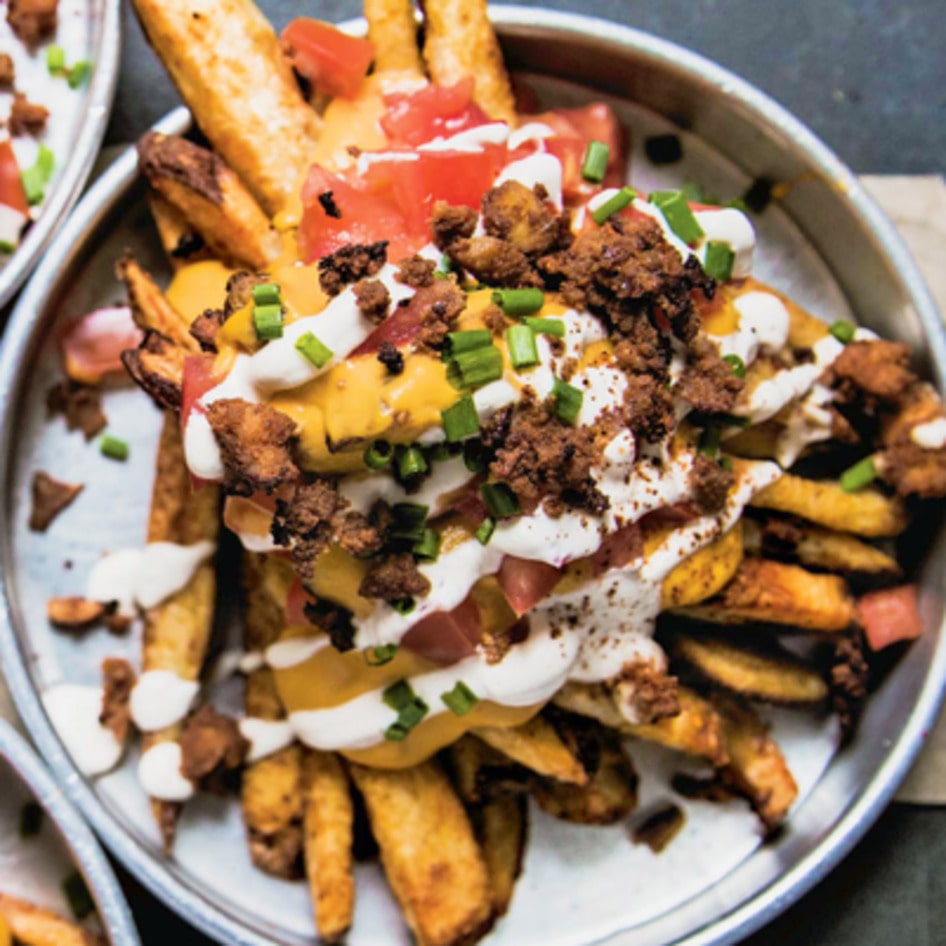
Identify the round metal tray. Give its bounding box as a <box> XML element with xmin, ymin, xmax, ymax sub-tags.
<box><xmin>0</xmin><ymin>718</ymin><xmax>140</xmax><ymax>945</ymax></box>
<box><xmin>0</xmin><ymin>0</ymin><xmax>121</xmax><ymax>310</ymax></box>
<box><xmin>1</xmin><ymin>7</ymin><xmax>944</xmax><ymax>946</ymax></box>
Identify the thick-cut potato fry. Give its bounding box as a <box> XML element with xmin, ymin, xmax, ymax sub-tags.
<box><xmin>743</xmin><ymin>517</ymin><xmax>901</xmax><ymax>580</ymax></box>
<box><xmin>241</xmin><ymin>552</ymin><xmax>305</xmax><ymax>877</ymax></box>
<box><xmin>553</xmin><ymin>682</ymin><xmax>629</xmax><ymax>732</ymax></box>
<box><xmin>474</xmin><ymin>794</ymin><xmax>527</xmax><ymax>918</ymax></box>
<box><xmin>723</xmin><ymin>420</ymin><xmax>782</xmax><ymax>460</ymax></box>
<box><xmin>141</xmin><ymin>411</ymin><xmax>219</xmax><ymax>850</ymax></box>
<box><xmin>750</xmin><ymin>473</ymin><xmax>907</xmax><ymax>538</ymax></box>
<box><xmin>531</xmin><ymin>739</ymin><xmax>637</xmax><ymax>825</ymax></box>
<box><xmin>130</xmin><ymin>0</ymin><xmax>320</xmax><ymax>215</ymax></box>
<box><xmin>474</xmin><ymin>715</ymin><xmax>587</xmax><ymax>786</ymax></box>
<box><xmin>661</xmin><ymin>523</ymin><xmax>744</xmax><ymax>608</ymax></box>
<box><xmin>421</xmin><ymin>0</ymin><xmax>517</xmax><ymax>125</ymax></box>
<box><xmin>626</xmin><ymin>687</ymin><xmax>729</xmax><ymax>766</ymax></box>
<box><xmin>676</xmin><ymin>557</ymin><xmax>855</xmax><ymax>632</ymax></box>
<box><xmin>138</xmin><ymin>132</ymin><xmax>279</xmax><ymax>270</ymax></box>
<box><xmin>448</xmin><ymin>735</ymin><xmax>529</xmax><ymax>805</ymax></box>
<box><xmin>117</xmin><ymin>253</ymin><xmax>198</xmax><ymax>352</ymax></box>
<box><xmin>0</xmin><ymin>893</ymin><xmax>104</xmax><ymax>946</ymax></box>
<box><xmin>365</xmin><ymin>0</ymin><xmax>423</xmax><ymax>74</ymax></box>
<box><xmin>302</xmin><ymin>750</ymin><xmax>356</xmax><ymax>944</ymax></box>
<box><xmin>673</xmin><ymin>634</ymin><xmax>829</xmax><ymax>705</ymax></box>
<box><xmin>146</xmin><ymin>192</ymin><xmax>209</xmax><ymax>272</ymax></box>
<box><xmin>350</xmin><ymin>761</ymin><xmax>494</xmax><ymax>946</ymax></box>
<box><xmin>712</xmin><ymin>694</ymin><xmax>798</xmax><ymax>830</ymax></box>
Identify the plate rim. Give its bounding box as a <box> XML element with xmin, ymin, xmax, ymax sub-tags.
<box><xmin>0</xmin><ymin>7</ymin><xmax>944</xmax><ymax>946</ymax></box>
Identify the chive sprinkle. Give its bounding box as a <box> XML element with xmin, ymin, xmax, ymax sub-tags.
<box><xmin>46</xmin><ymin>44</ymin><xmax>66</xmax><ymax>75</ymax></box>
<box><xmin>506</xmin><ymin>323</ymin><xmax>539</xmax><ymax>369</ymax></box>
<box><xmin>382</xmin><ymin>680</ymin><xmax>415</xmax><ymax>712</ymax></box>
<box><xmin>20</xmin><ymin>144</ymin><xmax>55</xmax><ymax>206</ymax></box>
<box><xmin>523</xmin><ymin>316</ymin><xmax>565</xmax><ymax>337</ymax></box>
<box><xmin>840</xmin><ymin>455</ymin><xmax>877</xmax><ymax>493</ymax></box>
<box><xmin>395</xmin><ymin>444</ymin><xmax>428</xmax><ymax>479</ymax></box>
<box><xmin>441</xmin><ymin>394</ymin><xmax>480</xmax><ymax>442</ymax></box>
<box><xmin>391</xmin><ymin>597</ymin><xmax>416</xmax><ymax>615</ymax></box>
<box><xmin>453</xmin><ymin>344</ymin><xmax>504</xmax><ymax>388</ymax></box>
<box><xmin>364</xmin><ymin>439</ymin><xmax>393</xmax><ymax>469</ymax></box>
<box><xmin>61</xmin><ymin>871</ymin><xmax>94</xmax><ymax>919</ymax></box>
<box><xmin>479</xmin><ymin>482</ymin><xmax>521</xmax><ymax>520</ymax></box>
<box><xmin>252</xmin><ymin>281</ymin><xmax>282</xmax><ymax>306</ymax></box>
<box><xmin>67</xmin><ymin>60</ymin><xmax>92</xmax><ymax>89</ymax></box>
<box><xmin>722</xmin><ymin>353</ymin><xmax>746</xmax><ymax>377</ymax></box>
<box><xmin>475</xmin><ymin>517</ymin><xmax>495</xmax><ymax>545</ymax></box>
<box><xmin>829</xmin><ymin>319</ymin><xmax>856</xmax><ymax>345</ymax></box>
<box><xmin>591</xmin><ymin>185</ymin><xmax>636</xmax><ymax>225</ymax></box>
<box><xmin>491</xmin><ymin>287</ymin><xmax>544</xmax><ymax>317</ymax></box>
<box><xmin>295</xmin><ymin>331</ymin><xmax>333</xmax><ymax>367</ymax></box>
<box><xmin>703</xmin><ymin>240</ymin><xmax>736</xmax><ymax>282</ymax></box>
<box><xmin>581</xmin><ymin>139</ymin><xmax>610</xmax><ymax>183</ymax></box>
<box><xmin>699</xmin><ymin>424</ymin><xmax>723</xmax><ymax>458</ymax></box>
<box><xmin>441</xmin><ymin>681</ymin><xmax>479</xmax><ymax>716</ymax></box>
<box><xmin>253</xmin><ymin>303</ymin><xmax>284</xmax><ymax>340</ymax></box>
<box><xmin>364</xmin><ymin>643</ymin><xmax>398</xmax><ymax>666</ymax></box>
<box><xmin>413</xmin><ymin>527</ymin><xmax>441</xmax><ymax>561</ymax></box>
<box><xmin>463</xmin><ymin>439</ymin><xmax>486</xmax><ymax>474</ymax></box>
<box><xmin>650</xmin><ymin>190</ymin><xmax>704</xmax><ymax>244</ymax></box>
<box><xmin>390</xmin><ymin>502</ymin><xmax>428</xmax><ymax>540</ymax></box>
<box><xmin>551</xmin><ymin>376</ymin><xmax>583</xmax><ymax>425</ymax></box>
<box><xmin>100</xmin><ymin>433</ymin><xmax>129</xmax><ymax>461</ymax></box>
<box><xmin>445</xmin><ymin>328</ymin><xmax>492</xmax><ymax>354</ymax></box>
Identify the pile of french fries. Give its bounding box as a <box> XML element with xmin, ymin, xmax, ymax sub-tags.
<box><xmin>0</xmin><ymin>891</ymin><xmax>105</xmax><ymax>946</ymax></box>
<box><xmin>105</xmin><ymin>0</ymin><xmax>933</xmax><ymax>943</ymax></box>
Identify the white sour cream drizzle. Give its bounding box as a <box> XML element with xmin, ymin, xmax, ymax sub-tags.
<box><xmin>85</xmin><ymin>540</ymin><xmax>216</xmax><ymax>615</ymax></box>
<box><xmin>495</xmin><ymin>153</ymin><xmax>564</xmax><ymax>209</ymax></box>
<box><xmin>42</xmin><ymin>684</ymin><xmax>124</xmax><ymax>777</ymax></box>
<box><xmin>137</xmin><ymin>742</ymin><xmax>194</xmax><ymax>802</ymax></box>
<box><xmin>0</xmin><ymin>204</ymin><xmax>27</xmax><ymax>249</ymax></box>
<box><xmin>238</xmin><ymin>718</ymin><xmax>295</xmax><ymax>763</ymax></box>
<box><xmin>129</xmin><ymin>670</ymin><xmax>199</xmax><ymax>733</ymax></box>
<box><xmin>912</xmin><ymin>417</ymin><xmax>946</xmax><ymax>450</ymax></box>
<box><xmin>694</xmin><ymin>208</ymin><xmax>756</xmax><ymax>279</ymax></box>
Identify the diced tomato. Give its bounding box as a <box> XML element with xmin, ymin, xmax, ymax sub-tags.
<box><xmin>58</xmin><ymin>306</ymin><xmax>143</xmax><ymax>385</ymax></box>
<box><xmin>591</xmin><ymin>523</ymin><xmax>643</xmax><ymax>573</ymax></box>
<box><xmin>858</xmin><ymin>584</ymin><xmax>924</xmax><ymax>651</ymax></box>
<box><xmin>0</xmin><ymin>141</ymin><xmax>28</xmax><ymax>215</ymax></box>
<box><xmin>401</xmin><ymin>594</ymin><xmax>482</xmax><ymax>665</ymax></box>
<box><xmin>351</xmin><ymin>285</ymin><xmax>425</xmax><ymax>355</ymax></box>
<box><xmin>180</xmin><ymin>354</ymin><xmax>220</xmax><ymax>426</ymax></box>
<box><xmin>497</xmin><ymin>556</ymin><xmax>562</xmax><ymax>617</ymax></box>
<box><xmin>281</xmin><ymin>18</ymin><xmax>375</xmax><ymax>99</ymax></box>
<box><xmin>381</xmin><ymin>79</ymin><xmax>492</xmax><ymax>147</ymax></box>
<box><xmin>285</xmin><ymin>576</ymin><xmax>316</xmax><ymax>627</ymax></box>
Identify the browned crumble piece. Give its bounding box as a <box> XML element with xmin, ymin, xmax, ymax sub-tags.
<box><xmin>190</xmin><ymin>308</ymin><xmax>225</xmax><ymax>351</ymax></box>
<box><xmin>376</xmin><ymin>340</ymin><xmax>404</xmax><ymax>375</ymax></box>
<box><xmin>99</xmin><ymin>657</ymin><xmax>136</xmax><ymax>743</ymax></box>
<box><xmin>359</xmin><ymin>552</ymin><xmax>431</xmax><ymax>602</ymax></box>
<box><xmin>353</xmin><ymin>277</ymin><xmax>391</xmax><ymax>323</ymax></box>
<box><xmin>335</xmin><ymin>509</ymin><xmax>384</xmax><ymax>557</ymax></box>
<box><xmin>8</xmin><ymin>92</ymin><xmax>48</xmax><ymax>136</ymax></box>
<box><xmin>676</xmin><ymin>336</ymin><xmax>745</xmax><ymax>414</ymax></box>
<box><xmin>617</xmin><ymin>659</ymin><xmax>680</xmax><ymax>723</ymax></box>
<box><xmin>47</xmin><ymin>595</ymin><xmax>107</xmax><ymax>630</ymax></box>
<box><xmin>430</xmin><ymin>200</ymin><xmax>478</xmax><ymax>250</ymax></box>
<box><xmin>631</xmin><ymin>804</ymin><xmax>686</xmax><ymax>853</ymax></box>
<box><xmin>271</xmin><ymin>477</ymin><xmax>342</xmax><ymax>552</ymax></box>
<box><xmin>830</xmin><ymin>632</ymin><xmax>870</xmax><ymax>742</ymax></box>
<box><xmin>449</xmin><ymin>235</ymin><xmax>541</xmax><ymax>289</ymax></box>
<box><xmin>29</xmin><ymin>470</ymin><xmax>83</xmax><ymax>531</ymax></box>
<box><xmin>689</xmin><ymin>453</ymin><xmax>735</xmax><ymax>514</ymax></box>
<box><xmin>828</xmin><ymin>339</ymin><xmax>916</xmax><ymax>403</ymax></box>
<box><xmin>481</xmin><ymin>179</ymin><xmax>561</xmax><ymax>256</ymax></box>
<box><xmin>395</xmin><ymin>255</ymin><xmax>436</xmax><ymax>289</ymax></box>
<box><xmin>178</xmin><ymin>704</ymin><xmax>249</xmax><ymax>785</ymax></box>
<box><xmin>46</xmin><ymin>379</ymin><xmax>107</xmax><ymax>439</ymax></box>
<box><xmin>412</xmin><ymin>279</ymin><xmax>468</xmax><ymax>352</ymax></box>
<box><xmin>0</xmin><ymin>54</ymin><xmax>15</xmax><ymax>86</ymax></box>
<box><xmin>7</xmin><ymin>0</ymin><xmax>58</xmax><ymax>46</ymax></box>
<box><xmin>318</xmin><ymin>241</ymin><xmax>387</xmax><ymax>296</ymax></box>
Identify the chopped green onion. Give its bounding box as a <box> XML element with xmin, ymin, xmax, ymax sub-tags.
<box><xmin>390</xmin><ymin>502</ymin><xmax>428</xmax><ymax>540</ymax></box>
<box><xmin>61</xmin><ymin>871</ymin><xmax>94</xmax><ymax>920</ymax></box>
<box><xmin>475</xmin><ymin>517</ymin><xmax>495</xmax><ymax>545</ymax></box>
<box><xmin>391</xmin><ymin>597</ymin><xmax>416</xmax><ymax>615</ymax></box>
<box><xmin>295</xmin><ymin>330</ymin><xmax>333</xmax><ymax>366</ymax></box>
<box><xmin>829</xmin><ymin>319</ymin><xmax>856</xmax><ymax>345</ymax></box>
<box><xmin>397</xmin><ymin>696</ymin><xmax>429</xmax><ymax>730</ymax></box>
<box><xmin>650</xmin><ymin>190</ymin><xmax>704</xmax><ymax>244</ymax></box>
<box><xmin>384</xmin><ymin>722</ymin><xmax>408</xmax><ymax>741</ymax></box>
<box><xmin>446</xmin><ymin>328</ymin><xmax>492</xmax><ymax>354</ymax></box>
<box><xmin>441</xmin><ymin>681</ymin><xmax>479</xmax><ymax>716</ymax></box>
<box><xmin>581</xmin><ymin>139</ymin><xmax>610</xmax><ymax>183</ymax></box>
<box><xmin>591</xmin><ymin>186</ymin><xmax>636</xmax><ymax>225</ymax></box>
<box><xmin>699</xmin><ymin>425</ymin><xmax>722</xmax><ymax>458</ymax></box>
<box><xmin>364</xmin><ymin>643</ymin><xmax>399</xmax><ymax>666</ymax></box>
<box><xmin>100</xmin><ymin>433</ymin><xmax>129</xmax><ymax>461</ymax></box>
<box><xmin>36</xmin><ymin>144</ymin><xmax>54</xmax><ymax>177</ymax></box>
<box><xmin>718</xmin><ymin>413</ymin><xmax>751</xmax><ymax>428</ymax></box>
<box><xmin>523</xmin><ymin>316</ymin><xmax>565</xmax><ymax>338</ymax></box>
<box><xmin>20</xmin><ymin>144</ymin><xmax>55</xmax><ymax>206</ymax></box>
<box><xmin>479</xmin><ymin>482</ymin><xmax>520</xmax><ymax>520</ymax></box>
<box><xmin>46</xmin><ymin>44</ymin><xmax>66</xmax><ymax>75</ymax></box>
<box><xmin>551</xmin><ymin>376</ymin><xmax>583</xmax><ymax>425</ymax></box>
<box><xmin>383</xmin><ymin>679</ymin><xmax>415</xmax><ymax>712</ymax></box>
<box><xmin>364</xmin><ymin>439</ymin><xmax>393</xmax><ymax>469</ymax></box>
<box><xmin>19</xmin><ymin>802</ymin><xmax>43</xmax><ymax>838</ymax></box>
<box><xmin>395</xmin><ymin>444</ymin><xmax>428</xmax><ymax>479</ymax></box>
<box><xmin>703</xmin><ymin>241</ymin><xmax>735</xmax><ymax>282</ymax></box>
<box><xmin>463</xmin><ymin>439</ymin><xmax>486</xmax><ymax>474</ymax></box>
<box><xmin>426</xmin><ymin>441</ymin><xmax>456</xmax><ymax>462</ymax></box>
<box><xmin>252</xmin><ymin>281</ymin><xmax>282</xmax><ymax>306</ymax></box>
<box><xmin>0</xmin><ymin>239</ymin><xmax>17</xmax><ymax>255</ymax></box>
<box><xmin>506</xmin><ymin>324</ymin><xmax>538</xmax><ymax>369</ymax></box>
<box><xmin>441</xmin><ymin>395</ymin><xmax>479</xmax><ymax>442</ymax></box>
<box><xmin>491</xmin><ymin>287</ymin><xmax>544</xmax><ymax>317</ymax></box>
<box><xmin>454</xmin><ymin>344</ymin><xmax>504</xmax><ymax>388</ymax></box>
<box><xmin>435</xmin><ymin>253</ymin><xmax>455</xmax><ymax>279</ymax></box>
<box><xmin>413</xmin><ymin>527</ymin><xmax>441</xmax><ymax>560</ymax></box>
<box><xmin>67</xmin><ymin>60</ymin><xmax>92</xmax><ymax>89</ymax></box>
<box><xmin>644</xmin><ymin>133</ymin><xmax>683</xmax><ymax>165</ymax></box>
<box><xmin>722</xmin><ymin>353</ymin><xmax>746</xmax><ymax>378</ymax></box>
<box><xmin>840</xmin><ymin>455</ymin><xmax>877</xmax><ymax>493</ymax></box>
<box><xmin>253</xmin><ymin>303</ymin><xmax>284</xmax><ymax>340</ymax></box>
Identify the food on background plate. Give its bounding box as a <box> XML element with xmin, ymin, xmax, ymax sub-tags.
<box><xmin>33</xmin><ymin>0</ymin><xmax>946</xmax><ymax>943</ymax></box>
<box><xmin>0</xmin><ymin>889</ymin><xmax>105</xmax><ymax>946</ymax></box>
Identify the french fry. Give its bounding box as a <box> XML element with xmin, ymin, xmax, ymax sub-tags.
<box><xmin>117</xmin><ymin>253</ymin><xmax>199</xmax><ymax>352</ymax></box>
<box><xmin>448</xmin><ymin>735</ymin><xmax>530</xmax><ymax>805</ymax></box>
<box><xmin>673</xmin><ymin>634</ymin><xmax>829</xmax><ymax>705</ymax></box>
<box><xmin>474</xmin><ymin>715</ymin><xmax>588</xmax><ymax>786</ymax></box>
<box><xmin>661</xmin><ymin>523</ymin><xmax>744</xmax><ymax>608</ymax></box>
<box><xmin>421</xmin><ymin>0</ymin><xmax>517</xmax><ymax>125</ymax></box>
<box><xmin>241</xmin><ymin>552</ymin><xmax>305</xmax><ymax>878</ymax></box>
<box><xmin>146</xmin><ymin>192</ymin><xmax>209</xmax><ymax>272</ymax></box>
<box><xmin>553</xmin><ymin>682</ymin><xmax>630</xmax><ymax>732</ymax></box>
<box><xmin>474</xmin><ymin>794</ymin><xmax>527</xmax><ymax>918</ymax></box>
<box><xmin>675</xmin><ymin>558</ymin><xmax>855</xmax><ymax>632</ymax></box>
<box><xmin>750</xmin><ymin>472</ymin><xmax>907</xmax><ymax>538</ymax></box>
<box><xmin>349</xmin><ymin>761</ymin><xmax>494</xmax><ymax>946</ymax></box>
<box><xmin>302</xmin><ymin>750</ymin><xmax>356</xmax><ymax>944</ymax></box>
<box><xmin>626</xmin><ymin>687</ymin><xmax>729</xmax><ymax>766</ymax></box>
<box><xmin>712</xmin><ymin>694</ymin><xmax>798</xmax><ymax>830</ymax></box>
<box><xmin>0</xmin><ymin>893</ymin><xmax>104</xmax><ymax>946</ymax></box>
<box><xmin>365</xmin><ymin>0</ymin><xmax>423</xmax><ymax>74</ymax></box>
<box><xmin>129</xmin><ymin>0</ymin><xmax>320</xmax><ymax>215</ymax></box>
<box><xmin>138</xmin><ymin>132</ymin><xmax>280</xmax><ymax>270</ymax></box>
<box><xmin>141</xmin><ymin>411</ymin><xmax>219</xmax><ymax>850</ymax></box>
